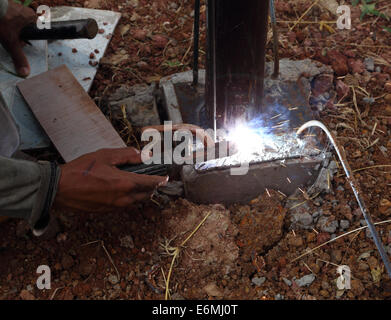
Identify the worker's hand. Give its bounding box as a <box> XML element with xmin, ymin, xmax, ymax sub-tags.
<box><xmin>54</xmin><ymin>148</ymin><xmax>169</xmax><ymax>212</ymax></box>
<box><xmin>0</xmin><ymin>1</ymin><xmax>36</xmax><ymax>77</ymax></box>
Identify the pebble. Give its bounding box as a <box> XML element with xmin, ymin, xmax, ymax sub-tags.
<box><xmin>293</xmin><ymin>212</ymin><xmax>313</xmax><ymax>228</ymax></box>
<box><xmin>203</xmin><ymin>283</ymin><xmax>224</xmax><ymax>297</ymax></box>
<box><xmin>318</xmin><ymin>216</ymin><xmax>338</xmax><ymax>233</ymax></box>
<box><xmin>364</xmin><ymin>57</ymin><xmax>375</xmax><ymax>72</ymax></box>
<box><xmin>133</xmin><ymin>29</ymin><xmax>147</xmax><ymax>41</ymax></box>
<box><xmin>20</xmin><ymin>290</ymin><xmax>35</xmax><ymax>300</ymax></box>
<box><xmin>295</xmin><ymin>274</ymin><xmax>316</xmax><ymax>287</ymax></box>
<box><xmin>251</xmin><ymin>277</ymin><xmax>266</xmax><ymax>286</ymax></box>
<box><xmin>340</xmin><ymin>220</ymin><xmax>350</xmax><ymax>230</ymax></box>
<box><xmin>152</xmin><ymin>35</ymin><xmax>169</xmax><ymax>49</ymax></box>
<box><xmin>108</xmin><ymin>274</ymin><xmax>119</xmax><ymax>285</ymax></box>
<box><xmin>282</xmin><ymin>277</ymin><xmax>292</xmax><ymax>287</ymax></box>
<box><xmin>351</xmin><ymin>279</ymin><xmax>365</xmax><ymax>296</ymax></box>
<box><xmin>61</xmin><ymin>254</ymin><xmax>74</xmax><ymax>270</ymax></box>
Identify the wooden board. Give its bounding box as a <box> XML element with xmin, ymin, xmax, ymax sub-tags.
<box><xmin>17</xmin><ymin>65</ymin><xmax>126</xmax><ymax>162</ymax></box>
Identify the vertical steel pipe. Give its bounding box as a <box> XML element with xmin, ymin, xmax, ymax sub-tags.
<box><xmin>205</xmin><ymin>0</ymin><xmax>270</xmax><ymax>131</ymax></box>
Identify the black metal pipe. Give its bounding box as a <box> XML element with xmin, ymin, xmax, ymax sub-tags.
<box><xmin>193</xmin><ymin>0</ymin><xmax>201</xmax><ymax>87</ymax></box>
<box><xmin>20</xmin><ymin>19</ymin><xmax>98</xmax><ymax>41</ymax></box>
<box><xmin>205</xmin><ymin>0</ymin><xmax>270</xmax><ymax>130</ymax></box>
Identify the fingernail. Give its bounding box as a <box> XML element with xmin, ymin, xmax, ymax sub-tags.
<box><xmin>18</xmin><ymin>67</ymin><xmax>30</xmax><ymax>77</ymax></box>
<box><xmin>158</xmin><ymin>176</ymin><xmax>169</xmax><ymax>187</ymax></box>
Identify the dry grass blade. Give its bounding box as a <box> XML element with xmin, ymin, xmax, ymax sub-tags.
<box><xmin>162</xmin><ymin>211</ymin><xmax>212</xmax><ymax>300</ymax></box>
<box><xmin>289</xmin><ymin>0</ymin><xmax>320</xmax><ymax>31</ymax></box>
<box><xmin>291</xmin><ymin>219</ymin><xmax>391</xmax><ymax>263</ymax></box>
<box><xmin>81</xmin><ymin>240</ymin><xmax>120</xmax><ymax>281</ymax></box>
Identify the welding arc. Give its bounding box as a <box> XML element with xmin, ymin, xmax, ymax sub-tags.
<box><xmin>297</xmin><ymin>120</ymin><xmax>391</xmax><ymax>279</ymax></box>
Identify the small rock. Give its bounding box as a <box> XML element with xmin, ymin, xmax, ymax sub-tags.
<box><xmin>203</xmin><ymin>283</ymin><xmax>223</xmax><ymax>297</ymax></box>
<box><xmin>385</xmin><ymin>94</ymin><xmax>391</xmax><ymax>104</ymax></box>
<box><xmin>119</xmin><ymin>235</ymin><xmax>134</xmax><ymax>249</ymax></box>
<box><xmin>318</xmin><ymin>216</ymin><xmax>338</xmax><ymax>233</ymax></box>
<box><xmin>364</xmin><ymin>57</ymin><xmax>375</xmax><ymax>72</ymax></box>
<box><xmin>288</xmin><ymin>235</ymin><xmax>304</xmax><ymax>247</ymax></box>
<box><xmin>20</xmin><ymin>290</ymin><xmax>35</xmax><ymax>300</ymax></box>
<box><xmin>61</xmin><ymin>254</ymin><xmax>74</xmax><ymax>270</ymax></box>
<box><xmin>320</xmin><ymin>290</ymin><xmax>329</xmax><ymax>298</ymax></box>
<box><xmin>108</xmin><ymin>274</ymin><xmax>119</xmax><ymax>285</ymax></box>
<box><xmin>292</xmin><ymin>211</ymin><xmax>313</xmax><ymax>228</ymax></box>
<box><xmin>282</xmin><ymin>278</ymin><xmax>292</xmax><ymax>286</ymax></box>
<box><xmin>152</xmin><ymin>35</ymin><xmax>169</xmax><ymax>49</ymax></box>
<box><xmin>79</xmin><ymin>260</ymin><xmax>95</xmax><ymax>277</ymax></box>
<box><xmin>331</xmin><ymin>249</ymin><xmax>342</xmax><ymax>264</ymax></box>
<box><xmin>136</xmin><ymin>61</ymin><xmax>149</xmax><ymax>70</ymax></box>
<box><xmin>133</xmin><ymin>29</ymin><xmax>147</xmax><ymax>41</ymax></box>
<box><xmin>340</xmin><ymin>220</ymin><xmax>350</xmax><ymax>230</ymax></box>
<box><xmin>251</xmin><ymin>277</ymin><xmax>266</xmax><ymax>286</ymax></box>
<box><xmin>295</xmin><ymin>274</ymin><xmax>316</xmax><ymax>287</ymax></box>
<box><xmin>379</xmin><ymin>199</ymin><xmax>391</xmax><ymax>216</ymax></box>
<box><xmin>363</xmin><ymin>97</ymin><xmax>375</xmax><ymax>104</ymax></box>
<box><xmin>130</xmin><ymin>12</ymin><xmax>140</xmax><ymax>22</ymax></box>
<box><xmin>327</xmin><ymin>50</ymin><xmax>348</xmax><ymax>76</ymax></box>
<box><xmin>351</xmin><ymin>279</ymin><xmax>365</xmax><ymax>296</ymax></box>
<box><xmin>120</xmin><ymin>24</ymin><xmax>130</xmax><ymax>37</ymax></box>
<box><xmin>348</xmin><ymin>59</ymin><xmax>365</xmax><ymax>74</ymax></box>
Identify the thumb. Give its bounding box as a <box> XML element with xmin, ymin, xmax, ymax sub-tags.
<box><xmin>8</xmin><ymin>41</ymin><xmax>30</xmax><ymax>77</ymax></box>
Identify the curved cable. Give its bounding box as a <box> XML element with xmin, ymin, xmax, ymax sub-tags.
<box><xmin>297</xmin><ymin>120</ymin><xmax>391</xmax><ymax>279</ymax></box>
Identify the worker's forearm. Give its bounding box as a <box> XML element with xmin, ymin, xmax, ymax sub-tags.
<box><xmin>0</xmin><ymin>0</ymin><xmax>8</xmax><ymax>19</ymax></box>
<box><xmin>0</xmin><ymin>156</ymin><xmax>61</xmax><ymax>235</ymax></box>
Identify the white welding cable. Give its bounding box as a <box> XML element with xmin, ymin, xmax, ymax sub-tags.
<box><xmin>297</xmin><ymin>120</ymin><xmax>391</xmax><ymax>279</ymax></box>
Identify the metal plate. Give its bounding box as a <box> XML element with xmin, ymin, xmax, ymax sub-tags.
<box><xmin>0</xmin><ymin>40</ymin><xmax>50</xmax><ymax>149</ymax></box>
<box><xmin>48</xmin><ymin>6</ymin><xmax>121</xmax><ymax>92</ymax></box>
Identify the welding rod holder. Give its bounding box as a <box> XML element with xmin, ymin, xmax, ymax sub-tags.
<box><xmin>20</xmin><ymin>19</ymin><xmax>99</xmax><ymax>41</ymax></box>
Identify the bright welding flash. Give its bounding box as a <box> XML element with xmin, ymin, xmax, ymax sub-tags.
<box><xmin>228</xmin><ymin>123</ymin><xmax>267</xmax><ymax>156</ymax></box>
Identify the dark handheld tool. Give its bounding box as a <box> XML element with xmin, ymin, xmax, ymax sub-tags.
<box><xmin>118</xmin><ymin>141</ymin><xmax>237</xmax><ymax>176</ymax></box>
<box><xmin>20</xmin><ymin>19</ymin><xmax>99</xmax><ymax>41</ymax></box>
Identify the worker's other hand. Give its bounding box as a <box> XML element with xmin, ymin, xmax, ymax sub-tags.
<box><xmin>54</xmin><ymin>148</ymin><xmax>169</xmax><ymax>212</ymax></box>
<box><xmin>0</xmin><ymin>1</ymin><xmax>36</xmax><ymax>77</ymax></box>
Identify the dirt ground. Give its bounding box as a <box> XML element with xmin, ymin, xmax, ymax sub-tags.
<box><xmin>1</xmin><ymin>0</ymin><xmax>391</xmax><ymax>300</ymax></box>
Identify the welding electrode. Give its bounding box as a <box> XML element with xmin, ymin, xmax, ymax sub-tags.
<box><xmin>20</xmin><ymin>19</ymin><xmax>99</xmax><ymax>41</ymax></box>
<box><xmin>297</xmin><ymin>120</ymin><xmax>391</xmax><ymax>279</ymax></box>
<box><xmin>118</xmin><ymin>140</ymin><xmax>237</xmax><ymax>176</ymax></box>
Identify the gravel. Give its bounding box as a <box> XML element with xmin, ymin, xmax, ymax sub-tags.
<box><xmin>252</xmin><ymin>277</ymin><xmax>266</xmax><ymax>287</ymax></box>
<box><xmin>318</xmin><ymin>216</ymin><xmax>339</xmax><ymax>233</ymax></box>
<box><xmin>364</xmin><ymin>57</ymin><xmax>375</xmax><ymax>72</ymax></box>
<box><xmin>340</xmin><ymin>220</ymin><xmax>350</xmax><ymax>230</ymax></box>
<box><xmin>295</xmin><ymin>274</ymin><xmax>316</xmax><ymax>287</ymax></box>
<box><xmin>282</xmin><ymin>278</ymin><xmax>292</xmax><ymax>287</ymax></box>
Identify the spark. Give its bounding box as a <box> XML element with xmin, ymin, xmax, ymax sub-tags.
<box><xmin>266</xmin><ymin>188</ymin><xmax>271</xmax><ymax>197</ymax></box>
